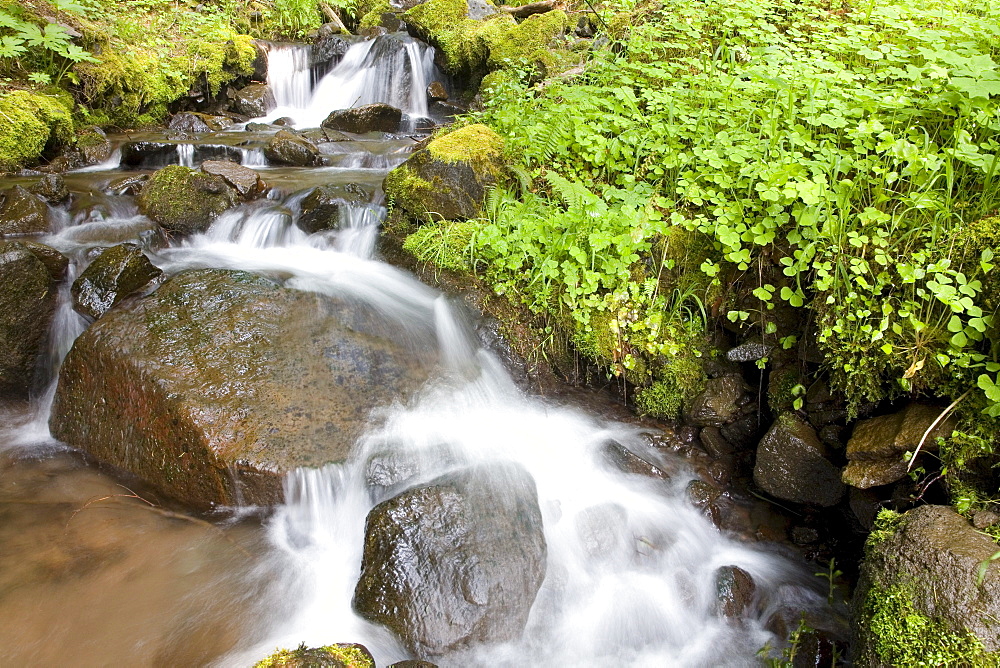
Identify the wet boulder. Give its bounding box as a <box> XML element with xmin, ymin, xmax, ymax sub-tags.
<box><xmin>29</xmin><ymin>174</ymin><xmax>70</xmax><ymax>204</ymax></box>
<box><xmin>200</xmin><ymin>160</ymin><xmax>264</xmax><ymax>199</ymax></box>
<box><xmin>753</xmin><ymin>413</ymin><xmax>844</xmax><ymax>507</ymax></box>
<box><xmin>50</xmin><ymin>269</ymin><xmax>433</xmax><ymax>508</ymax></box>
<box><xmin>0</xmin><ymin>185</ymin><xmax>51</xmax><ymax>236</ymax></box>
<box><xmin>683</xmin><ymin>374</ymin><xmax>749</xmax><ymax>427</ymax></box>
<box><xmin>120</xmin><ymin>141</ymin><xmax>176</xmax><ymax>168</ymax></box>
<box><xmin>383</xmin><ymin>124</ymin><xmax>504</xmax><ymax>222</ymax></box>
<box><xmin>854</xmin><ymin>505</ymin><xmax>1000</xmax><ymax>661</ymax></box>
<box><xmin>137</xmin><ymin>165</ymin><xmax>239</xmax><ymax>236</ymax></box>
<box><xmin>322</xmin><ymin>103</ymin><xmax>403</xmax><ymax>134</ymax></box>
<box><xmin>71</xmin><ymin>243</ymin><xmax>162</xmax><ymax>320</ymax></box>
<box><xmin>0</xmin><ymin>241</ymin><xmax>60</xmax><ymax>397</ymax></box>
<box><xmin>426</xmin><ymin>81</ymin><xmax>448</xmax><ymax>102</ymax></box>
<box><xmin>251</xmin><ymin>643</ymin><xmax>375</xmax><ymax>667</ymax></box>
<box><xmin>715</xmin><ymin>565</ymin><xmax>756</xmax><ymax>618</ymax></box>
<box><xmin>297</xmin><ymin>183</ymin><xmax>371</xmax><ymax>233</ymax></box>
<box><xmin>843</xmin><ymin>403</ymin><xmax>956</xmax><ymax>489</ymax></box>
<box><xmin>106</xmin><ymin>174</ymin><xmax>149</xmax><ymax>197</ymax></box>
<box><xmin>354</xmin><ymin>462</ymin><xmax>546</xmax><ymax>657</ymax></box>
<box><xmin>76</xmin><ymin>126</ymin><xmax>113</xmax><ymax>166</ymax></box>
<box><xmin>313</xmin><ymin>33</ymin><xmax>351</xmax><ymax>67</ymax></box>
<box><xmin>233</xmin><ymin>83</ymin><xmax>276</xmax><ymax>118</ymax></box>
<box><xmin>15</xmin><ymin>240</ymin><xmax>69</xmax><ymax>279</ymax></box>
<box><xmin>264</xmin><ymin>130</ymin><xmax>321</xmax><ymax>167</ymax></box>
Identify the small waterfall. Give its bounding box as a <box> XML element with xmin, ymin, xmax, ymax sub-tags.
<box><xmin>74</xmin><ymin>148</ymin><xmax>122</xmax><ymax>173</ymax></box>
<box><xmin>265</xmin><ymin>43</ymin><xmax>313</xmax><ymax>110</ymax></box>
<box><xmin>240</xmin><ymin>147</ymin><xmax>268</xmax><ymax>167</ymax></box>
<box><xmin>327</xmin><ymin>204</ymin><xmax>384</xmax><ymax>258</ymax></box>
<box><xmin>176</xmin><ymin>144</ymin><xmax>195</xmax><ymax>167</ymax></box>
<box><xmin>199</xmin><ymin>200</ymin><xmax>308</xmax><ymax>249</ymax></box>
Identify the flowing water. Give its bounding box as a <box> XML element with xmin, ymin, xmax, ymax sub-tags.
<box><xmin>0</xmin><ymin>33</ymin><xmax>833</xmax><ymax>667</ymax></box>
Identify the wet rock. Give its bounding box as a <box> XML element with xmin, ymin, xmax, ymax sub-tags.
<box><xmin>855</xmin><ymin>505</ymin><xmax>1000</xmax><ymax>656</ymax></box>
<box><xmin>726</xmin><ymin>339</ymin><xmax>771</xmax><ymax>363</ymax></box>
<box><xmin>383</xmin><ymin>124</ymin><xmax>504</xmax><ymax>222</ymax></box>
<box><xmin>76</xmin><ymin>126</ymin><xmax>113</xmax><ymax>166</ymax></box>
<box><xmin>120</xmin><ymin>141</ymin><xmax>176</xmax><ymax>168</ymax></box>
<box><xmin>354</xmin><ymin>462</ymin><xmax>546</xmax><ymax>657</ymax></box>
<box><xmin>322</xmin><ymin>103</ymin><xmax>403</xmax><ymax>134</ymax></box>
<box><xmin>601</xmin><ymin>440</ymin><xmax>672</xmax><ymax>480</ymax></box>
<box><xmin>715</xmin><ymin>565</ymin><xmax>756</xmax><ymax>617</ymax></box>
<box><xmin>50</xmin><ymin>269</ymin><xmax>433</xmax><ymax>508</ymax></box>
<box><xmin>138</xmin><ymin>165</ymin><xmax>238</xmax><ymax>236</ymax></box>
<box><xmin>379</xmin><ymin>13</ymin><xmax>404</xmax><ymax>31</ymax></box>
<box><xmin>168</xmin><ymin>112</ymin><xmax>233</xmax><ymax>133</ymax></box>
<box><xmin>720</xmin><ymin>411</ymin><xmax>763</xmax><ymax>450</ymax></box>
<box><xmin>296</xmin><ymin>184</ymin><xmax>370</xmax><ymax>233</ymax></box>
<box><xmin>71</xmin><ymin>243</ymin><xmax>162</xmax><ymax>320</ymax></box>
<box><xmin>0</xmin><ymin>241</ymin><xmax>58</xmax><ymax>397</ymax></box>
<box><xmin>688</xmin><ymin>479</ymin><xmax>722</xmax><ymax>509</ymax></box>
<box><xmin>17</xmin><ymin>240</ymin><xmax>68</xmax><ymax>279</ymax></box>
<box><xmin>264</xmin><ymin>130</ymin><xmax>321</xmax><ymax>166</ymax></box>
<box><xmin>105</xmin><ymin>174</ymin><xmax>148</xmax><ymax>197</ymax></box>
<box><xmin>274</xmin><ymin>117</ymin><xmax>296</xmax><ymax>126</ymax></box>
<box><xmin>849</xmin><ymin>487</ymin><xmax>881</xmax><ymax>531</ymax></box>
<box><xmin>683</xmin><ymin>375</ymin><xmax>748</xmax><ymax>427</ymax></box>
<box><xmin>974</xmin><ymin>510</ymin><xmax>1000</xmax><ymax>530</ymax></box>
<box><xmin>313</xmin><ymin>33</ymin><xmax>351</xmax><ymax>65</ymax></box>
<box><xmin>843</xmin><ymin>403</ymin><xmax>956</xmax><ymax>489</ymax></box>
<box><xmin>245</xmin><ymin>122</ymin><xmax>273</xmax><ymax>132</ymax></box>
<box><xmin>388</xmin><ymin>662</ymin><xmax>438</xmax><ymax>668</ymax></box>
<box><xmin>251</xmin><ymin>643</ymin><xmax>375</xmax><ymax>667</ymax></box>
<box><xmin>233</xmin><ymin>83</ymin><xmax>276</xmax><ymax>118</ymax></box>
<box><xmin>29</xmin><ymin>174</ymin><xmax>69</xmax><ymax>204</ymax></box>
<box><xmin>200</xmin><ymin>160</ymin><xmax>264</xmax><ymax>199</ymax></box>
<box><xmin>790</xmin><ymin>526</ymin><xmax>820</xmax><ymax>545</ymax></box>
<box><xmin>0</xmin><ymin>185</ymin><xmax>50</xmax><ymax>236</ymax></box>
<box><xmin>753</xmin><ymin>413</ymin><xmax>845</xmax><ymax>507</ymax></box>
<box><xmin>426</xmin><ymin>81</ymin><xmax>448</xmax><ymax>102</ymax></box>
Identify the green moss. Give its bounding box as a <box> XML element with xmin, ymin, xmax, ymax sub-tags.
<box><xmin>859</xmin><ymin>583</ymin><xmax>995</xmax><ymax>667</ymax></box>
<box><xmin>403</xmin><ymin>0</ymin><xmax>516</xmax><ymax>73</ymax></box>
<box><xmin>427</xmin><ymin>123</ymin><xmax>504</xmax><ymax>165</ymax></box>
<box><xmin>253</xmin><ymin>643</ymin><xmax>374</xmax><ymax>668</ymax></box>
<box><xmin>866</xmin><ymin>508</ymin><xmax>904</xmax><ymax>548</ymax></box>
<box><xmin>635</xmin><ymin>345</ymin><xmax>707</xmax><ymax>418</ymax></box>
<box><xmin>137</xmin><ymin>165</ymin><xmax>237</xmax><ymax>234</ymax></box>
<box><xmin>0</xmin><ymin>90</ymin><xmax>75</xmax><ymax>170</ymax></box>
<box><xmin>358</xmin><ymin>0</ymin><xmax>393</xmax><ymax>29</ymax></box>
<box><xmin>485</xmin><ymin>10</ymin><xmax>569</xmax><ymax>68</ymax></box>
<box><xmin>403</xmin><ymin>220</ymin><xmax>481</xmax><ymax>272</ymax></box>
<box><xmin>479</xmin><ymin>68</ymin><xmax>516</xmax><ymax>101</ymax></box>
<box><xmin>384</xmin><ymin>168</ymin><xmax>436</xmax><ymax>218</ymax></box>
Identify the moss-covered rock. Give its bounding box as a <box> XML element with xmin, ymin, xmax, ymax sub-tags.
<box><xmin>854</xmin><ymin>505</ymin><xmax>1000</xmax><ymax>664</ymax></box>
<box><xmin>71</xmin><ymin>243</ymin><xmax>162</xmax><ymax>320</ymax></box>
<box><xmin>49</xmin><ymin>269</ymin><xmax>434</xmax><ymax>509</ymax></box>
<box><xmin>0</xmin><ymin>186</ymin><xmax>52</xmax><ymax>237</ymax></box>
<box><xmin>137</xmin><ymin>165</ymin><xmax>238</xmax><ymax>236</ymax></box>
<box><xmin>384</xmin><ymin>124</ymin><xmax>504</xmax><ymax>222</ymax></box>
<box><xmin>0</xmin><ymin>241</ymin><xmax>58</xmax><ymax>398</ymax></box>
<box><xmin>0</xmin><ymin>90</ymin><xmax>75</xmax><ymax>171</ymax></box>
<box><xmin>253</xmin><ymin>643</ymin><xmax>375</xmax><ymax>668</ymax></box>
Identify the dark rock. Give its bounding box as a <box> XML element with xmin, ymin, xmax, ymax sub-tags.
<box><xmin>313</xmin><ymin>33</ymin><xmax>351</xmax><ymax>65</ymax></box>
<box><xmin>687</xmin><ymin>479</ymin><xmax>721</xmax><ymax>509</ymax></box>
<box><xmin>388</xmin><ymin>662</ymin><xmax>438</xmax><ymax>668</ymax></box>
<box><xmin>575</xmin><ymin>16</ymin><xmax>594</xmax><ymax>38</ymax></box>
<box><xmin>273</xmin><ymin>117</ymin><xmax>296</xmax><ymax>126</ymax></box>
<box><xmin>50</xmin><ymin>269</ymin><xmax>434</xmax><ymax>508</ymax></box>
<box><xmin>753</xmin><ymin>413</ymin><xmax>845</xmax><ymax>507</ymax></box>
<box><xmin>379</xmin><ymin>12</ymin><xmax>403</xmax><ymax>31</ymax></box>
<box><xmin>245</xmin><ymin>122</ymin><xmax>273</xmax><ymax>132</ymax></box>
<box><xmin>322</xmin><ymin>103</ymin><xmax>403</xmax><ymax>134</ymax></box>
<box><xmin>0</xmin><ymin>186</ymin><xmax>50</xmax><ymax>236</ymax></box>
<box><xmin>429</xmin><ymin>101</ymin><xmax>466</xmax><ymax>117</ymax></box>
<box><xmin>264</xmin><ymin>130</ymin><xmax>321</xmax><ymax>166</ymax></box>
<box><xmin>720</xmin><ymin>411</ymin><xmax>763</xmax><ymax>450</ymax></box>
<box><xmin>383</xmin><ymin>124</ymin><xmax>504</xmax><ymax>222</ymax></box>
<box><xmin>168</xmin><ymin>112</ymin><xmax>213</xmax><ymax>134</ymax></box>
<box><xmin>790</xmin><ymin>526</ymin><xmax>820</xmax><ymax>545</ymax></box>
<box><xmin>29</xmin><ymin>174</ymin><xmax>69</xmax><ymax>204</ymax></box>
<box><xmin>232</xmin><ymin>83</ymin><xmax>276</xmax><ymax>118</ymax></box>
<box><xmin>684</xmin><ymin>375</ymin><xmax>748</xmax><ymax>427</ymax></box>
<box><xmin>76</xmin><ymin>126</ymin><xmax>113</xmax><ymax>166</ymax></box>
<box><xmin>296</xmin><ymin>184</ymin><xmax>371</xmax><ymax>234</ymax></box>
<box><xmin>71</xmin><ymin>243</ymin><xmax>162</xmax><ymax>320</ymax></box>
<box><xmin>715</xmin><ymin>565</ymin><xmax>756</xmax><ymax>617</ymax></box>
<box><xmin>138</xmin><ymin>165</ymin><xmax>239</xmax><ymax>236</ymax></box>
<box><xmin>200</xmin><ymin>160</ymin><xmax>264</xmax><ymax>199</ymax></box>
<box><xmin>0</xmin><ymin>241</ymin><xmax>57</xmax><ymax>397</ymax></box>
<box><xmin>854</xmin><ymin>505</ymin><xmax>1000</xmax><ymax>656</ymax></box>
<box><xmin>426</xmin><ymin>81</ymin><xmax>448</xmax><ymax>102</ymax></box>
<box><xmin>601</xmin><ymin>441</ymin><xmax>672</xmax><ymax>480</ymax></box>
<box><xmin>974</xmin><ymin>510</ymin><xmax>1000</xmax><ymax>530</ymax></box>
<box><xmin>120</xmin><ymin>141</ymin><xmax>177</xmax><ymax>168</ymax></box>
<box><xmin>106</xmin><ymin>174</ymin><xmax>150</xmax><ymax>197</ymax></box>
<box><xmin>17</xmin><ymin>241</ymin><xmax>68</xmax><ymax>280</ymax></box>
<box><xmin>726</xmin><ymin>339</ymin><xmax>771</xmax><ymax>362</ymax></box>
<box><xmin>251</xmin><ymin>41</ymin><xmax>268</xmax><ymax>81</ymax></box>
<box><xmin>353</xmin><ymin>462</ymin><xmax>546</xmax><ymax>657</ymax></box>
<box><xmin>360</xmin><ymin>26</ymin><xmax>389</xmax><ymax>38</ymax></box>
<box><xmin>849</xmin><ymin>487</ymin><xmax>881</xmax><ymax>531</ymax></box>
<box><xmin>843</xmin><ymin>403</ymin><xmax>956</xmax><ymax>489</ymax></box>
<box><xmin>700</xmin><ymin>426</ymin><xmax>734</xmax><ymax>459</ymax></box>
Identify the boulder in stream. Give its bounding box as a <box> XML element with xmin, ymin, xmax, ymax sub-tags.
<box><xmin>264</xmin><ymin>130</ymin><xmax>321</xmax><ymax>167</ymax></box>
<box><xmin>232</xmin><ymin>83</ymin><xmax>276</xmax><ymax>118</ymax></box>
<box><xmin>0</xmin><ymin>185</ymin><xmax>51</xmax><ymax>236</ymax></box>
<box><xmin>71</xmin><ymin>243</ymin><xmax>162</xmax><ymax>320</ymax></box>
<box><xmin>29</xmin><ymin>174</ymin><xmax>70</xmax><ymax>204</ymax></box>
<box><xmin>753</xmin><ymin>413</ymin><xmax>844</xmax><ymax>507</ymax></box>
<box><xmin>322</xmin><ymin>103</ymin><xmax>403</xmax><ymax>134</ymax></box>
<box><xmin>297</xmin><ymin>183</ymin><xmax>371</xmax><ymax>233</ymax></box>
<box><xmin>137</xmin><ymin>165</ymin><xmax>239</xmax><ymax>236</ymax></box>
<box><xmin>50</xmin><ymin>269</ymin><xmax>434</xmax><ymax>508</ymax></box>
<box><xmin>383</xmin><ymin>124</ymin><xmax>504</xmax><ymax>222</ymax></box>
<box><xmin>0</xmin><ymin>241</ymin><xmax>61</xmax><ymax>397</ymax></box>
<box><xmin>168</xmin><ymin>112</ymin><xmax>233</xmax><ymax>133</ymax></box>
<box><xmin>353</xmin><ymin>462</ymin><xmax>546</xmax><ymax>656</ymax></box>
<box><xmin>200</xmin><ymin>160</ymin><xmax>265</xmax><ymax>199</ymax></box>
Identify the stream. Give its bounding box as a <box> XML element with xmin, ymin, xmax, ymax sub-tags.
<box><xmin>0</xmin><ymin>34</ymin><xmax>831</xmax><ymax>667</ymax></box>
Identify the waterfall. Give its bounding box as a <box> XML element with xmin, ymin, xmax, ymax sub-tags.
<box><xmin>264</xmin><ymin>43</ymin><xmax>313</xmax><ymax>110</ymax></box>
<box><xmin>176</xmin><ymin>143</ymin><xmax>195</xmax><ymax>167</ymax></box>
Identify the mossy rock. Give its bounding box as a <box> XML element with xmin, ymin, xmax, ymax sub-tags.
<box><xmin>0</xmin><ymin>241</ymin><xmax>58</xmax><ymax>398</ymax></box>
<box><xmin>71</xmin><ymin>243</ymin><xmax>162</xmax><ymax>320</ymax></box>
<box><xmin>253</xmin><ymin>643</ymin><xmax>375</xmax><ymax>668</ymax></box>
<box><xmin>137</xmin><ymin>165</ymin><xmax>239</xmax><ymax>236</ymax></box>
<box><xmin>384</xmin><ymin>124</ymin><xmax>504</xmax><ymax>222</ymax></box>
<box><xmin>0</xmin><ymin>186</ymin><xmax>51</xmax><ymax>237</ymax></box>
<box><xmin>0</xmin><ymin>90</ymin><xmax>75</xmax><ymax>171</ymax></box>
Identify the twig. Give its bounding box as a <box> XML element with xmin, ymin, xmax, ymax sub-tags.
<box><xmin>319</xmin><ymin>2</ymin><xmax>352</xmax><ymax>35</ymax></box>
<box><xmin>906</xmin><ymin>389</ymin><xmax>970</xmax><ymax>472</ymax></box>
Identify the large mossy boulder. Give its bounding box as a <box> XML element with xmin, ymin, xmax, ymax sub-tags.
<box><xmin>71</xmin><ymin>243</ymin><xmax>162</xmax><ymax>320</ymax></box>
<box><xmin>322</xmin><ymin>103</ymin><xmax>402</xmax><ymax>134</ymax></box>
<box><xmin>264</xmin><ymin>130</ymin><xmax>321</xmax><ymax>166</ymax></box>
<box><xmin>50</xmin><ymin>269</ymin><xmax>433</xmax><ymax>508</ymax></box>
<box><xmin>843</xmin><ymin>403</ymin><xmax>956</xmax><ymax>489</ymax></box>
<box><xmin>0</xmin><ymin>241</ymin><xmax>62</xmax><ymax>397</ymax></box>
<box><xmin>753</xmin><ymin>413</ymin><xmax>845</xmax><ymax>507</ymax></box>
<box><xmin>137</xmin><ymin>165</ymin><xmax>239</xmax><ymax>236</ymax></box>
<box><xmin>0</xmin><ymin>185</ymin><xmax>51</xmax><ymax>236</ymax></box>
<box><xmin>854</xmin><ymin>506</ymin><xmax>1000</xmax><ymax>664</ymax></box>
<box><xmin>354</xmin><ymin>462</ymin><xmax>546</xmax><ymax>656</ymax></box>
<box><xmin>383</xmin><ymin>124</ymin><xmax>504</xmax><ymax>222</ymax></box>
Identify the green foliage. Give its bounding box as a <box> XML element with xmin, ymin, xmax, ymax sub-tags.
<box><xmin>0</xmin><ymin>1</ymin><xmax>99</xmax><ymax>85</ymax></box>
<box><xmin>253</xmin><ymin>643</ymin><xmax>374</xmax><ymax>668</ymax></box>
<box><xmin>403</xmin><ymin>220</ymin><xmax>479</xmax><ymax>273</ymax></box>
<box><xmin>860</xmin><ymin>583</ymin><xmax>994</xmax><ymax>666</ymax></box>
<box><xmin>473</xmin><ymin>0</ymin><xmax>1000</xmax><ymax>418</ymax></box>
<box><xmin>866</xmin><ymin>508</ymin><xmax>904</xmax><ymax>548</ymax></box>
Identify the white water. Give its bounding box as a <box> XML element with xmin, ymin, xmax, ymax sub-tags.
<box><xmin>259</xmin><ymin>36</ymin><xmax>437</xmax><ymax>129</ymax></box>
<box><xmin>176</xmin><ymin>143</ymin><xmax>195</xmax><ymax>167</ymax></box>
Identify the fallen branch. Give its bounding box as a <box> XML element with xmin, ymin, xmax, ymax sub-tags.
<box><xmin>906</xmin><ymin>389</ymin><xmax>969</xmax><ymax>472</ymax></box>
<box><xmin>319</xmin><ymin>2</ymin><xmax>352</xmax><ymax>36</ymax></box>
<box><xmin>502</xmin><ymin>0</ymin><xmax>557</xmax><ymax>18</ymax></box>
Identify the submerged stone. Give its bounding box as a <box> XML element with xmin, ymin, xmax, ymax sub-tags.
<box><xmin>715</xmin><ymin>565</ymin><xmax>756</xmax><ymax>618</ymax></box>
<box><xmin>50</xmin><ymin>269</ymin><xmax>434</xmax><ymax>508</ymax></box>
<box><xmin>71</xmin><ymin>243</ymin><xmax>162</xmax><ymax>320</ymax></box>
<box><xmin>354</xmin><ymin>462</ymin><xmax>546</xmax><ymax>656</ymax></box>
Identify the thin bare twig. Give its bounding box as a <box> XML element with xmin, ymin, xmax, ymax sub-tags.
<box><xmin>906</xmin><ymin>389</ymin><xmax>970</xmax><ymax>472</ymax></box>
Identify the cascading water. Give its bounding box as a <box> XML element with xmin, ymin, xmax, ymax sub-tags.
<box><xmin>0</xmin><ymin>32</ymin><xmax>835</xmax><ymax>668</ymax></box>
